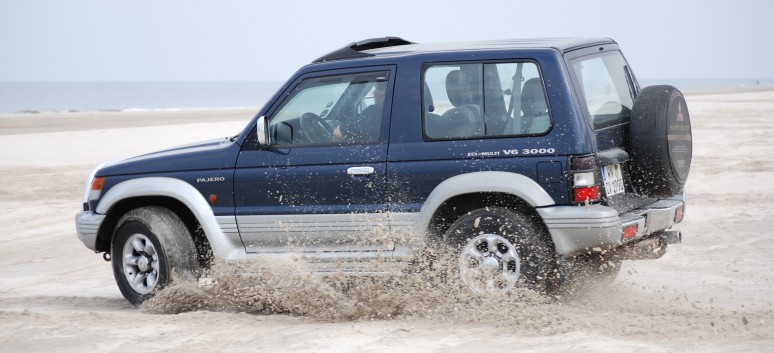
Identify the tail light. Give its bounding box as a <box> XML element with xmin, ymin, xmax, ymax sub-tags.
<box><xmin>674</xmin><ymin>205</ymin><xmax>684</xmax><ymax>223</ymax></box>
<box><xmin>573</xmin><ymin>185</ymin><xmax>600</xmax><ymax>203</ymax></box>
<box><xmin>623</xmin><ymin>224</ymin><xmax>639</xmax><ymax>241</ymax></box>
<box><xmin>570</xmin><ymin>155</ymin><xmax>600</xmax><ymax>204</ymax></box>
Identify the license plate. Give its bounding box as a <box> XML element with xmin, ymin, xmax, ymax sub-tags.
<box><xmin>602</xmin><ymin>164</ymin><xmax>625</xmax><ymax>196</ymax></box>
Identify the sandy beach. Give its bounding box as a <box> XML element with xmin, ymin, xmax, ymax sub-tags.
<box><xmin>1</xmin><ymin>90</ymin><xmax>773</xmax><ymax>352</ymax></box>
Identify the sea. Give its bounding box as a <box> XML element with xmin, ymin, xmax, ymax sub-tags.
<box><xmin>638</xmin><ymin>78</ymin><xmax>773</xmax><ymax>92</ymax></box>
<box><xmin>0</xmin><ymin>81</ymin><xmax>283</xmax><ymax>114</ymax></box>
<box><xmin>0</xmin><ymin>79</ymin><xmax>770</xmax><ymax>115</ymax></box>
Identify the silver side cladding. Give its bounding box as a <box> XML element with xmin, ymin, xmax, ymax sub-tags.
<box><xmin>216</xmin><ymin>216</ymin><xmax>240</xmax><ymax>237</ymax></box>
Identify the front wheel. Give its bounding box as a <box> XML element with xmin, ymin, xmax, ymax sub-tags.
<box><xmin>111</xmin><ymin>206</ymin><xmax>199</xmax><ymax>306</ymax></box>
<box><xmin>444</xmin><ymin>207</ymin><xmax>556</xmax><ymax>293</ymax></box>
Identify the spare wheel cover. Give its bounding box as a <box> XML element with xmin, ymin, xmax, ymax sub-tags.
<box><xmin>629</xmin><ymin>85</ymin><xmax>692</xmax><ymax>197</ymax></box>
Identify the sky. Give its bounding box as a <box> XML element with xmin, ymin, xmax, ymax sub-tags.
<box><xmin>1</xmin><ymin>0</ymin><xmax>772</xmax><ymax>82</ymax></box>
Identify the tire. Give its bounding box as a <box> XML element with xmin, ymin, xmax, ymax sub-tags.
<box><xmin>111</xmin><ymin>206</ymin><xmax>199</xmax><ymax>306</ymax></box>
<box><xmin>629</xmin><ymin>85</ymin><xmax>692</xmax><ymax>197</ymax></box>
<box><xmin>444</xmin><ymin>207</ymin><xmax>556</xmax><ymax>293</ymax></box>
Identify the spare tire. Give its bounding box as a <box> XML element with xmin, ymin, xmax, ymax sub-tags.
<box><xmin>629</xmin><ymin>85</ymin><xmax>692</xmax><ymax>197</ymax></box>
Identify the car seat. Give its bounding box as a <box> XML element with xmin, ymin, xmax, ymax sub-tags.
<box><xmin>504</xmin><ymin>77</ymin><xmax>550</xmax><ymax>134</ymax></box>
<box><xmin>441</xmin><ymin>70</ymin><xmax>484</xmax><ymax>138</ymax></box>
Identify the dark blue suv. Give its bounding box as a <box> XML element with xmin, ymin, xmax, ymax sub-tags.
<box><xmin>76</xmin><ymin>37</ymin><xmax>692</xmax><ymax>305</ymax></box>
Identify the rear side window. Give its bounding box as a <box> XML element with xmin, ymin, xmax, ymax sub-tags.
<box><xmin>422</xmin><ymin>62</ymin><xmax>550</xmax><ymax>140</ymax></box>
<box><xmin>570</xmin><ymin>51</ymin><xmax>635</xmax><ymax>130</ymax></box>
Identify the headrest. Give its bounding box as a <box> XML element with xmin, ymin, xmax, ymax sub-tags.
<box><xmin>521</xmin><ymin>78</ymin><xmax>547</xmax><ymax>116</ymax></box>
<box><xmin>445</xmin><ymin>70</ymin><xmax>468</xmax><ymax>107</ymax></box>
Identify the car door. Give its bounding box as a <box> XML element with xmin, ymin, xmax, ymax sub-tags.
<box><xmin>234</xmin><ymin>67</ymin><xmax>395</xmax><ymax>255</ymax></box>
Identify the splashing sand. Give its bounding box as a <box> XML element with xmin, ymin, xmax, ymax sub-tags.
<box><xmin>143</xmin><ymin>249</ymin><xmax>556</xmax><ymax>326</ymax></box>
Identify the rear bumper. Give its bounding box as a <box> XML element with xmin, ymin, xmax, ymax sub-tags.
<box><xmin>75</xmin><ymin>211</ymin><xmax>105</xmax><ymax>252</ymax></box>
<box><xmin>537</xmin><ymin>193</ymin><xmax>685</xmax><ymax>257</ymax></box>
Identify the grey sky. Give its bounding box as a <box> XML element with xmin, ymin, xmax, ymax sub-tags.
<box><xmin>1</xmin><ymin>0</ymin><xmax>772</xmax><ymax>81</ymax></box>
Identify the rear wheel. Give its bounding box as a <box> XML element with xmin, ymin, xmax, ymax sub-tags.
<box><xmin>111</xmin><ymin>206</ymin><xmax>199</xmax><ymax>306</ymax></box>
<box><xmin>444</xmin><ymin>207</ymin><xmax>556</xmax><ymax>293</ymax></box>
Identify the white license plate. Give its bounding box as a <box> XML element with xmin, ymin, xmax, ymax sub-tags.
<box><xmin>602</xmin><ymin>164</ymin><xmax>625</xmax><ymax>196</ymax></box>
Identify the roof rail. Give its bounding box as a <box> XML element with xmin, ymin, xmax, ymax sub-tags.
<box><xmin>313</xmin><ymin>37</ymin><xmax>414</xmax><ymax>63</ymax></box>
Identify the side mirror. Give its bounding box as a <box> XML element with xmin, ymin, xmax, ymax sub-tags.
<box><xmin>256</xmin><ymin>116</ymin><xmax>271</xmax><ymax>147</ymax></box>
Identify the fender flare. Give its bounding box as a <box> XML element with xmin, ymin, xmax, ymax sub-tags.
<box><xmin>96</xmin><ymin>177</ymin><xmax>244</xmax><ymax>259</ymax></box>
<box><xmin>416</xmin><ymin>171</ymin><xmax>555</xmax><ymax>233</ymax></box>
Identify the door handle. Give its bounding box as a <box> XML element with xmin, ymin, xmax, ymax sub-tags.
<box><xmin>347</xmin><ymin>166</ymin><xmax>374</xmax><ymax>176</ymax></box>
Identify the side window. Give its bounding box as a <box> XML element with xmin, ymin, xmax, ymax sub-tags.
<box><xmin>269</xmin><ymin>71</ymin><xmax>389</xmax><ymax>146</ymax></box>
<box><xmin>570</xmin><ymin>51</ymin><xmax>635</xmax><ymax>129</ymax></box>
<box><xmin>423</xmin><ymin>61</ymin><xmax>550</xmax><ymax>140</ymax></box>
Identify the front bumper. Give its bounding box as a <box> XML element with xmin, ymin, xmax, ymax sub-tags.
<box><xmin>537</xmin><ymin>195</ymin><xmax>685</xmax><ymax>257</ymax></box>
<box><xmin>75</xmin><ymin>211</ymin><xmax>106</xmax><ymax>252</ymax></box>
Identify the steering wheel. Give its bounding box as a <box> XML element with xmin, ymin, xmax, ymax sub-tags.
<box><xmin>299</xmin><ymin>112</ymin><xmax>333</xmax><ymax>143</ymax></box>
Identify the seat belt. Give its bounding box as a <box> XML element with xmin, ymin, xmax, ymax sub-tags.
<box><xmin>506</xmin><ymin>63</ymin><xmax>524</xmax><ymax>133</ymax></box>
